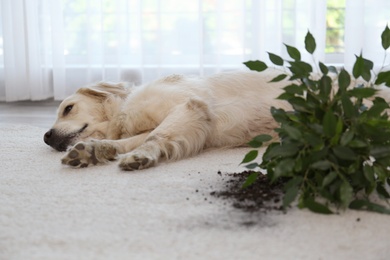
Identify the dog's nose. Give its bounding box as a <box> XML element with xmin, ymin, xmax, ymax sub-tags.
<box><xmin>44</xmin><ymin>129</ymin><xmax>53</xmax><ymax>145</ymax></box>
<box><xmin>43</xmin><ymin>129</ymin><xmax>68</xmax><ymax>151</ymax></box>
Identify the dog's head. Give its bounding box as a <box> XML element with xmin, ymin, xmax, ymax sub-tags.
<box><xmin>44</xmin><ymin>82</ymin><xmax>129</xmax><ymax>151</ymax></box>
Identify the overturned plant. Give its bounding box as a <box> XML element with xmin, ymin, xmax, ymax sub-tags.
<box><xmin>241</xmin><ymin>25</ymin><xmax>390</xmax><ymax>214</ymax></box>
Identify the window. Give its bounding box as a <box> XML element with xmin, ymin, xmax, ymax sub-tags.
<box><xmin>326</xmin><ymin>0</ymin><xmax>345</xmax><ymax>53</ymax></box>
<box><xmin>325</xmin><ymin>0</ymin><xmax>345</xmax><ymax>64</ymax></box>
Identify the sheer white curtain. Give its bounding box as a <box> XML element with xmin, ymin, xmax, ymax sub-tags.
<box><xmin>0</xmin><ymin>0</ymin><xmax>387</xmax><ymax>102</ymax></box>
<box><xmin>344</xmin><ymin>0</ymin><xmax>390</xmax><ymax>70</ymax></box>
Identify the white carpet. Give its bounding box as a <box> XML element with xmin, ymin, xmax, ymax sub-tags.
<box><xmin>1</xmin><ymin>124</ymin><xmax>390</xmax><ymax>260</ymax></box>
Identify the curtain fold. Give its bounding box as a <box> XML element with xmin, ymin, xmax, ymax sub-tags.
<box><xmin>0</xmin><ymin>0</ymin><xmax>58</xmax><ymax>101</ymax></box>
<box><xmin>0</xmin><ymin>0</ymin><xmax>388</xmax><ymax>101</ymax></box>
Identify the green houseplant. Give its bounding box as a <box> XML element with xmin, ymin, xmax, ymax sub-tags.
<box><xmin>241</xmin><ymin>26</ymin><xmax>390</xmax><ymax>214</ymax></box>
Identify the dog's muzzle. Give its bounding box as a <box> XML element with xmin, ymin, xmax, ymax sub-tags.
<box><xmin>44</xmin><ymin>129</ymin><xmax>71</xmax><ymax>151</ymax></box>
<box><xmin>44</xmin><ymin>124</ymin><xmax>88</xmax><ymax>151</ymax></box>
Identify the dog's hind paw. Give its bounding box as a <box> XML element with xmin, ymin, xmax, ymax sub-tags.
<box><xmin>61</xmin><ymin>141</ymin><xmax>117</xmax><ymax>168</ymax></box>
<box><xmin>119</xmin><ymin>152</ymin><xmax>155</xmax><ymax>171</ymax></box>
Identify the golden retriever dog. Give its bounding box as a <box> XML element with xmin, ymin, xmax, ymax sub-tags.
<box><xmin>43</xmin><ymin>69</ymin><xmax>291</xmax><ymax>171</ymax></box>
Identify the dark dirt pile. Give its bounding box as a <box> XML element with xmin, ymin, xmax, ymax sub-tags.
<box><xmin>211</xmin><ymin>171</ymin><xmax>285</xmax><ymax>213</ymax></box>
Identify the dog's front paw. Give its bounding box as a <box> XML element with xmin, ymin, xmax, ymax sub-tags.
<box><xmin>119</xmin><ymin>152</ymin><xmax>155</xmax><ymax>171</ymax></box>
<box><xmin>61</xmin><ymin>141</ymin><xmax>117</xmax><ymax>168</ymax></box>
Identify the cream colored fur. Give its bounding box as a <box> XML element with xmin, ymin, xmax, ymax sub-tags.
<box><xmin>44</xmin><ymin>69</ymin><xmax>291</xmax><ymax>170</ymax></box>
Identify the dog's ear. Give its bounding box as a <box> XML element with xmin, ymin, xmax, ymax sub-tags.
<box><xmin>77</xmin><ymin>82</ymin><xmax>130</xmax><ymax>100</ymax></box>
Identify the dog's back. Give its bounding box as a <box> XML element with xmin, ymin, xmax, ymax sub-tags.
<box><xmin>204</xmin><ymin>70</ymin><xmax>289</xmax><ymax>147</ymax></box>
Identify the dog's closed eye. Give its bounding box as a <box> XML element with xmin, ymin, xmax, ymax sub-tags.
<box><xmin>63</xmin><ymin>105</ymin><xmax>74</xmax><ymax>116</ymax></box>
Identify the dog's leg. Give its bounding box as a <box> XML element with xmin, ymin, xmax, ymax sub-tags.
<box><xmin>119</xmin><ymin>98</ymin><xmax>212</xmax><ymax>171</ymax></box>
<box><xmin>61</xmin><ymin>133</ymin><xmax>149</xmax><ymax>168</ymax></box>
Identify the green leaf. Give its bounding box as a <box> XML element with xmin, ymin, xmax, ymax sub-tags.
<box><xmin>352</xmin><ymin>54</ymin><xmax>373</xmax><ymax>82</ymax></box>
<box><xmin>363</xmin><ymin>164</ymin><xmax>375</xmax><ymax>183</ymax></box>
<box><xmin>338</xmin><ymin>69</ymin><xmax>351</xmax><ymax>92</ymax></box>
<box><xmin>332</xmin><ymin>118</ymin><xmax>343</xmax><ymax>143</ymax></box>
<box><xmin>341</xmin><ymin>95</ymin><xmax>356</xmax><ymax>118</ymax></box>
<box><xmin>241</xmin><ymin>150</ymin><xmax>258</xmax><ymax>164</ymax></box>
<box><xmin>374</xmin><ymin>165</ymin><xmax>389</xmax><ymax>183</ymax></box>
<box><xmin>288</xmin><ymin>97</ymin><xmax>311</xmax><ymax>112</ymax></box>
<box><xmin>253</xmin><ymin>134</ymin><xmax>273</xmax><ymax>142</ymax></box>
<box><xmin>286</xmin><ymin>113</ymin><xmax>301</xmax><ymax>123</ymax></box>
<box><xmin>283</xmin><ymin>185</ymin><xmax>299</xmax><ymax>208</ymax></box>
<box><xmin>349</xmin><ymin>139</ymin><xmax>368</xmax><ymax>148</ymax></box>
<box><xmin>323</xmin><ymin>110</ymin><xmax>337</xmax><ymax>137</ymax></box>
<box><xmin>319</xmin><ymin>75</ymin><xmax>332</xmax><ymax>99</ymax></box>
<box><xmin>275</xmin><ymin>158</ymin><xmax>295</xmax><ymax>178</ymax></box>
<box><xmin>283</xmin><ymin>84</ymin><xmax>305</xmax><ymax>95</ymax></box>
<box><xmin>282</xmin><ymin>124</ymin><xmax>302</xmax><ymax>140</ymax></box>
<box><xmin>370</xmin><ymin>145</ymin><xmax>390</xmax><ymax>159</ymax></box>
<box><xmin>248</xmin><ymin>134</ymin><xmax>273</xmax><ymax>148</ymax></box>
<box><xmin>361</xmin><ymin>120</ymin><xmax>390</xmax><ymax>143</ymax></box>
<box><xmin>352</xmin><ymin>54</ymin><xmax>365</xmax><ymax>80</ymax></box>
<box><xmin>288</xmin><ymin>61</ymin><xmax>312</xmax><ymax>78</ymax></box>
<box><xmin>284</xmin><ymin>44</ymin><xmax>301</xmax><ymax>61</ymax></box>
<box><xmin>319</xmin><ymin>62</ymin><xmax>329</xmax><ymax>75</ymax></box>
<box><xmin>263</xmin><ymin>143</ymin><xmax>300</xmax><ymax>161</ymax></box>
<box><xmin>304</xmin><ymin>31</ymin><xmax>316</xmax><ymax>54</ymax></box>
<box><xmin>308</xmin><ymin>123</ymin><xmax>324</xmax><ymax>135</ymax></box>
<box><xmin>305</xmin><ymin>133</ymin><xmax>324</xmax><ymax>148</ymax></box>
<box><xmin>322</xmin><ymin>171</ymin><xmax>338</xmax><ymax>187</ymax></box>
<box><xmin>268</xmin><ymin>52</ymin><xmax>284</xmax><ymax>66</ymax></box>
<box><xmin>277</xmin><ymin>92</ymin><xmax>295</xmax><ymax>100</ymax></box>
<box><xmin>270</xmin><ymin>107</ymin><xmax>288</xmax><ymax>123</ymax></box>
<box><xmin>310</xmin><ymin>148</ymin><xmax>329</xmax><ymax>162</ymax></box>
<box><xmin>283</xmin><ymin>176</ymin><xmax>303</xmax><ymax>191</ymax></box>
<box><xmin>243</xmin><ymin>60</ymin><xmax>268</xmax><ymax>72</ymax></box>
<box><xmin>381</xmin><ymin>25</ymin><xmax>390</xmax><ymax>50</ymax></box>
<box><xmin>304</xmin><ymin>198</ymin><xmax>333</xmax><ymax>214</ymax></box>
<box><xmin>273</xmin><ymin>158</ymin><xmax>295</xmax><ymax>179</ymax></box>
<box><xmin>332</xmin><ymin>146</ymin><xmax>357</xmax><ymax>161</ymax></box>
<box><xmin>244</xmin><ymin>163</ymin><xmax>259</xmax><ymax>170</ymax></box>
<box><xmin>375</xmin><ymin>71</ymin><xmax>390</xmax><ymax>87</ymax></box>
<box><xmin>311</xmin><ymin>160</ymin><xmax>333</xmax><ymax>171</ymax></box>
<box><xmin>269</xmin><ymin>74</ymin><xmax>288</xmax><ymax>83</ymax></box>
<box><xmin>303</xmin><ymin>78</ymin><xmax>316</xmax><ymax>90</ymax></box>
<box><xmin>242</xmin><ymin>172</ymin><xmax>259</xmax><ymax>189</ymax></box>
<box><xmin>340</xmin><ymin>131</ymin><xmax>354</xmax><ymax>146</ymax></box>
<box><xmin>363</xmin><ymin>58</ymin><xmax>374</xmax><ymax>71</ymax></box>
<box><xmin>308</xmin><ymin>92</ymin><xmax>321</xmax><ymax>108</ymax></box>
<box><xmin>367</xmin><ymin>97</ymin><xmax>389</xmax><ymax>117</ymax></box>
<box><xmin>348</xmin><ymin>87</ymin><xmax>377</xmax><ymax>99</ymax></box>
<box><xmin>349</xmin><ymin>199</ymin><xmax>390</xmax><ymax>214</ymax></box>
<box><xmin>247</xmin><ymin>139</ymin><xmax>261</xmax><ymax>148</ymax></box>
<box><xmin>340</xmin><ymin>181</ymin><xmax>353</xmax><ymax>207</ymax></box>
<box><xmin>293</xmin><ymin>157</ymin><xmax>302</xmax><ymax>173</ymax></box>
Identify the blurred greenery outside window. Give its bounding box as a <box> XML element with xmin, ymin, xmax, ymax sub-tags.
<box><xmin>326</xmin><ymin>0</ymin><xmax>345</xmax><ymax>53</ymax></box>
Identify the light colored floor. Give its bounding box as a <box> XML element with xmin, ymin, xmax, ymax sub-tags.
<box><xmin>0</xmin><ymin>100</ymin><xmax>60</xmax><ymax>129</ymax></box>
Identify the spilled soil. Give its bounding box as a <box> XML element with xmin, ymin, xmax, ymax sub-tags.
<box><xmin>211</xmin><ymin>171</ymin><xmax>285</xmax><ymax>213</ymax></box>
